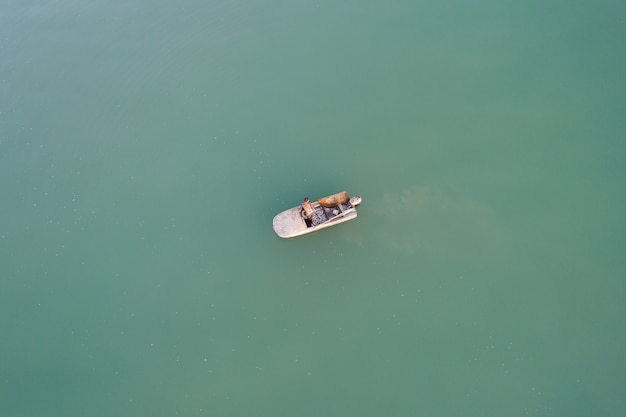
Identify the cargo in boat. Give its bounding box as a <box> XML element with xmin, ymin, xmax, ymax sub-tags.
<box><xmin>272</xmin><ymin>191</ymin><xmax>362</xmax><ymax>238</ymax></box>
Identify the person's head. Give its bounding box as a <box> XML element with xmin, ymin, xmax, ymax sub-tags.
<box><xmin>304</xmin><ymin>197</ymin><xmax>309</xmax><ymax>203</ymax></box>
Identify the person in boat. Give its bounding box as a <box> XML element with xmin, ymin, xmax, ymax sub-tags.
<box><xmin>301</xmin><ymin>197</ymin><xmax>314</xmax><ymax>221</ymax></box>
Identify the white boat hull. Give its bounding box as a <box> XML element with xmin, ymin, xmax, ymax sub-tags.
<box><xmin>272</xmin><ymin>192</ymin><xmax>360</xmax><ymax>238</ymax></box>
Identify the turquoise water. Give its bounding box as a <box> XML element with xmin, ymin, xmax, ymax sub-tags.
<box><xmin>1</xmin><ymin>1</ymin><xmax>625</xmax><ymax>416</ymax></box>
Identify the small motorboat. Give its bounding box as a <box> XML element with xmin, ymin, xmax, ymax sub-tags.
<box><xmin>272</xmin><ymin>191</ymin><xmax>362</xmax><ymax>238</ymax></box>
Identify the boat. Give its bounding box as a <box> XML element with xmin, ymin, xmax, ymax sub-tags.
<box><xmin>272</xmin><ymin>191</ymin><xmax>362</xmax><ymax>238</ymax></box>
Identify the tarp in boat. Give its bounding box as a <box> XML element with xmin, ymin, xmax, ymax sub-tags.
<box><xmin>317</xmin><ymin>191</ymin><xmax>350</xmax><ymax>208</ymax></box>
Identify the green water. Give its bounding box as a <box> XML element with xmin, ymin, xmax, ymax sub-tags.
<box><xmin>1</xmin><ymin>1</ymin><xmax>624</xmax><ymax>416</ymax></box>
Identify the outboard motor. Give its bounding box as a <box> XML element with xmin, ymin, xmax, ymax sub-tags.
<box><xmin>349</xmin><ymin>195</ymin><xmax>362</xmax><ymax>207</ymax></box>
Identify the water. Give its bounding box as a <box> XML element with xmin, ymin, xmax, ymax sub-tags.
<box><xmin>1</xmin><ymin>1</ymin><xmax>624</xmax><ymax>416</ymax></box>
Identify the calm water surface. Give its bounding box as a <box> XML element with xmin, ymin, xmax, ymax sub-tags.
<box><xmin>1</xmin><ymin>1</ymin><xmax>624</xmax><ymax>416</ymax></box>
